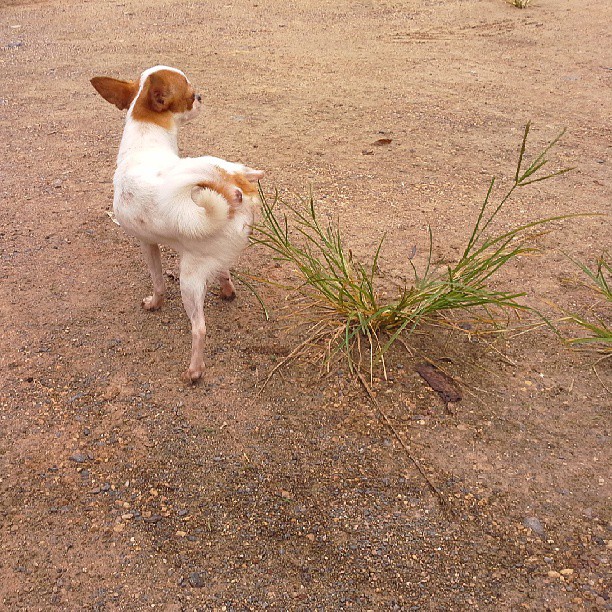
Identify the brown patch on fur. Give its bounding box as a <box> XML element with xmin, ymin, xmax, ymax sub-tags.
<box><xmin>131</xmin><ymin>70</ymin><xmax>196</xmax><ymax>129</ymax></box>
<box><xmin>226</xmin><ymin>171</ymin><xmax>259</xmax><ymax>197</ymax></box>
<box><xmin>197</xmin><ymin>167</ymin><xmax>259</xmax><ymax>219</ymax></box>
<box><xmin>90</xmin><ymin>77</ymin><xmax>139</xmax><ymax>110</ymax></box>
<box><xmin>196</xmin><ymin>179</ymin><xmax>239</xmax><ymax>214</ymax></box>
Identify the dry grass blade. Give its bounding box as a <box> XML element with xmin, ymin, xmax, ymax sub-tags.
<box><xmin>256</xmin><ymin>321</ymin><xmax>329</xmax><ymax>394</ymax></box>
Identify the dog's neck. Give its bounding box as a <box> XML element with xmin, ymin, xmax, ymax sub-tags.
<box><xmin>117</xmin><ymin>114</ymin><xmax>179</xmax><ymax>164</ymax></box>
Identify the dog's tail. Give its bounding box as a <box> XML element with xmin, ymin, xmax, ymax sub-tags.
<box><xmin>165</xmin><ymin>185</ymin><xmax>233</xmax><ymax>239</ymax></box>
<box><xmin>192</xmin><ymin>183</ymin><xmax>236</xmax><ymax>229</ymax></box>
<box><xmin>164</xmin><ymin>169</ymin><xmax>262</xmax><ymax>240</ymax></box>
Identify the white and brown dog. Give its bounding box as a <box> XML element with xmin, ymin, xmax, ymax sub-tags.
<box><xmin>91</xmin><ymin>65</ymin><xmax>264</xmax><ymax>382</ymax></box>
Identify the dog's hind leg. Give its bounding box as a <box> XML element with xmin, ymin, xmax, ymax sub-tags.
<box><xmin>179</xmin><ymin>256</ymin><xmax>214</xmax><ymax>383</ymax></box>
<box><xmin>140</xmin><ymin>242</ymin><xmax>165</xmax><ymax>310</ymax></box>
<box><xmin>217</xmin><ymin>269</ymin><xmax>236</xmax><ymax>301</ymax></box>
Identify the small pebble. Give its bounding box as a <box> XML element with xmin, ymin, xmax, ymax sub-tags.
<box><xmin>143</xmin><ymin>514</ymin><xmax>162</xmax><ymax>524</ymax></box>
<box><xmin>188</xmin><ymin>572</ymin><xmax>205</xmax><ymax>588</ymax></box>
<box><xmin>70</xmin><ymin>452</ymin><xmax>88</xmax><ymax>464</ymax></box>
<box><xmin>524</xmin><ymin>516</ymin><xmax>546</xmax><ymax>536</ymax></box>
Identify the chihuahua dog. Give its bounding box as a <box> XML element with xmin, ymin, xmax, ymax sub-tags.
<box><xmin>91</xmin><ymin>66</ymin><xmax>264</xmax><ymax>382</ymax></box>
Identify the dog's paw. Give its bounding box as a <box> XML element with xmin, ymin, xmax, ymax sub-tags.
<box><xmin>218</xmin><ymin>274</ymin><xmax>237</xmax><ymax>301</ymax></box>
<box><xmin>219</xmin><ymin>286</ymin><xmax>236</xmax><ymax>301</ymax></box>
<box><xmin>142</xmin><ymin>295</ymin><xmax>163</xmax><ymax>311</ymax></box>
<box><xmin>220</xmin><ymin>291</ymin><xmax>236</xmax><ymax>301</ymax></box>
<box><xmin>181</xmin><ymin>368</ymin><xmax>203</xmax><ymax>384</ymax></box>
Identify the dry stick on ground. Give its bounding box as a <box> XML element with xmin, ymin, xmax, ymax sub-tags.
<box><xmin>255</xmin><ymin>329</ymin><xmax>452</xmax><ymax>511</ymax></box>
<box><xmin>593</xmin><ymin>363</ymin><xmax>611</xmax><ymax>394</ymax></box>
<box><xmin>355</xmin><ymin>370</ymin><xmax>454</xmax><ymax>514</ymax></box>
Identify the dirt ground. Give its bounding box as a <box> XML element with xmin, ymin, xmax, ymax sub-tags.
<box><xmin>1</xmin><ymin>0</ymin><xmax>610</xmax><ymax>609</ymax></box>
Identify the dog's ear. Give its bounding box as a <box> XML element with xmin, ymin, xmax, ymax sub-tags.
<box><xmin>147</xmin><ymin>72</ymin><xmax>173</xmax><ymax>112</ymax></box>
<box><xmin>90</xmin><ymin>77</ymin><xmax>138</xmax><ymax>110</ymax></box>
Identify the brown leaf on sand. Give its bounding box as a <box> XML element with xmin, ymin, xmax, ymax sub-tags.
<box><xmin>372</xmin><ymin>138</ymin><xmax>393</xmax><ymax>146</ymax></box>
<box><xmin>415</xmin><ymin>363</ymin><xmax>462</xmax><ymax>405</ymax></box>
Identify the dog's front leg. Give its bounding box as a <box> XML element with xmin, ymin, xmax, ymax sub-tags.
<box><xmin>140</xmin><ymin>242</ymin><xmax>165</xmax><ymax>310</ymax></box>
<box><xmin>179</xmin><ymin>257</ymin><xmax>210</xmax><ymax>383</ymax></box>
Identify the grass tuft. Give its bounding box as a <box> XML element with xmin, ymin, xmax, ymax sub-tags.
<box><xmin>507</xmin><ymin>0</ymin><xmax>531</xmax><ymax>8</ymax></box>
<box><xmin>253</xmin><ymin>123</ymin><xmax>575</xmax><ymax>373</ymax></box>
<box><xmin>563</xmin><ymin>254</ymin><xmax>611</xmax><ymax>355</ymax></box>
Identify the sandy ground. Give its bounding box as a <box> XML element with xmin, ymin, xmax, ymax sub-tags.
<box><xmin>1</xmin><ymin>0</ymin><xmax>611</xmax><ymax>609</ymax></box>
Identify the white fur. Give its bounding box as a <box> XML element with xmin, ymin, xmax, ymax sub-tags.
<box><xmin>98</xmin><ymin>65</ymin><xmax>263</xmax><ymax>382</ymax></box>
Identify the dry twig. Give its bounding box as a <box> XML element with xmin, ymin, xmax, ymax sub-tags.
<box><xmin>355</xmin><ymin>370</ymin><xmax>454</xmax><ymax>514</ymax></box>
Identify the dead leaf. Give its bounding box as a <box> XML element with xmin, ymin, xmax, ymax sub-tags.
<box><xmin>415</xmin><ymin>363</ymin><xmax>462</xmax><ymax>405</ymax></box>
<box><xmin>372</xmin><ymin>138</ymin><xmax>393</xmax><ymax>146</ymax></box>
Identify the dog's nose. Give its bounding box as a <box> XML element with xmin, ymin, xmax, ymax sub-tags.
<box><xmin>196</xmin><ymin>94</ymin><xmax>202</xmax><ymax>102</ymax></box>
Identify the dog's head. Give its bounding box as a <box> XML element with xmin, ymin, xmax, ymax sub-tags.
<box><xmin>90</xmin><ymin>66</ymin><xmax>202</xmax><ymax>128</ymax></box>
